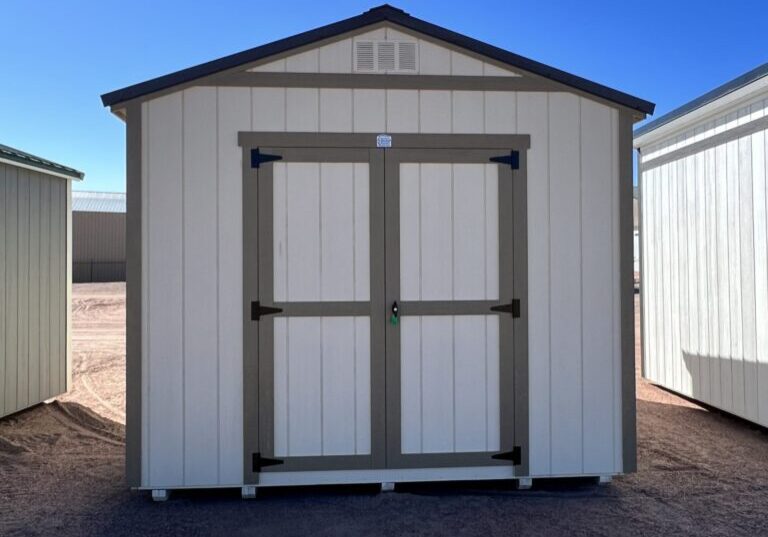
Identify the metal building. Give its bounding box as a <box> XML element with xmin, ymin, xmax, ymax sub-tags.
<box><xmin>73</xmin><ymin>191</ymin><xmax>126</xmax><ymax>282</ymax></box>
<box><xmin>101</xmin><ymin>5</ymin><xmax>654</xmax><ymax>498</ymax></box>
<box><xmin>635</xmin><ymin>63</ymin><xmax>768</xmax><ymax>428</ymax></box>
<box><xmin>0</xmin><ymin>143</ymin><xmax>82</xmax><ymax>418</ymax></box>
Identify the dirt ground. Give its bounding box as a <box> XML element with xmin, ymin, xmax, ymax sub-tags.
<box><xmin>1</xmin><ymin>284</ymin><xmax>767</xmax><ymax>537</ymax></box>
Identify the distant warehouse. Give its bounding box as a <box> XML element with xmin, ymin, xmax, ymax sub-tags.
<box><xmin>72</xmin><ymin>191</ymin><xmax>125</xmax><ymax>282</ymax></box>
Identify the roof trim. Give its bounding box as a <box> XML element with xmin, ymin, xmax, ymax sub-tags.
<box><xmin>634</xmin><ymin>61</ymin><xmax>768</xmax><ymax>138</ymax></box>
<box><xmin>0</xmin><ymin>143</ymin><xmax>84</xmax><ymax>180</ymax></box>
<box><xmin>100</xmin><ymin>4</ymin><xmax>654</xmax><ymax>115</ymax></box>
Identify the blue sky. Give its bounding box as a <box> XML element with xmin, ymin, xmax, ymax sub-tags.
<box><xmin>1</xmin><ymin>0</ymin><xmax>767</xmax><ymax>192</ymax></box>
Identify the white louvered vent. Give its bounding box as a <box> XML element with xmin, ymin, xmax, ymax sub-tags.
<box><xmin>355</xmin><ymin>41</ymin><xmax>375</xmax><ymax>71</ymax></box>
<box><xmin>354</xmin><ymin>41</ymin><xmax>418</xmax><ymax>72</ymax></box>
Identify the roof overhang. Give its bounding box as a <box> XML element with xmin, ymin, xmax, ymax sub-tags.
<box><xmin>0</xmin><ymin>144</ymin><xmax>84</xmax><ymax>181</ymax></box>
<box><xmin>101</xmin><ymin>4</ymin><xmax>654</xmax><ymax>118</ymax></box>
<box><xmin>634</xmin><ymin>62</ymin><xmax>768</xmax><ymax>148</ymax></box>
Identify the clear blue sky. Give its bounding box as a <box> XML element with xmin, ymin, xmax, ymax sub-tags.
<box><xmin>1</xmin><ymin>0</ymin><xmax>767</xmax><ymax>192</ymax></box>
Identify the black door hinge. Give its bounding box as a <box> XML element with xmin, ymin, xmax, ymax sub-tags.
<box><xmin>491</xmin><ymin>446</ymin><xmax>521</xmax><ymax>465</ymax></box>
<box><xmin>490</xmin><ymin>299</ymin><xmax>521</xmax><ymax>318</ymax></box>
<box><xmin>251</xmin><ymin>148</ymin><xmax>282</xmax><ymax>168</ymax></box>
<box><xmin>252</xmin><ymin>452</ymin><xmax>284</xmax><ymax>472</ymax></box>
<box><xmin>490</xmin><ymin>150</ymin><xmax>520</xmax><ymax>170</ymax></box>
<box><xmin>251</xmin><ymin>301</ymin><xmax>283</xmax><ymax>321</ymax></box>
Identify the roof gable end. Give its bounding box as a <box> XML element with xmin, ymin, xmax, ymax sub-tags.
<box><xmin>100</xmin><ymin>4</ymin><xmax>654</xmax><ymax>115</ymax></box>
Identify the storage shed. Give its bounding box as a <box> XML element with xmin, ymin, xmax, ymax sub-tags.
<box><xmin>72</xmin><ymin>191</ymin><xmax>126</xmax><ymax>283</ymax></box>
<box><xmin>101</xmin><ymin>5</ymin><xmax>654</xmax><ymax>497</ymax></box>
<box><xmin>635</xmin><ymin>63</ymin><xmax>768</xmax><ymax>428</ymax></box>
<box><xmin>0</xmin><ymin>143</ymin><xmax>82</xmax><ymax>418</ymax></box>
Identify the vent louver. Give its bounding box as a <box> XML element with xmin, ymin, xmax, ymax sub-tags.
<box><xmin>354</xmin><ymin>41</ymin><xmax>418</xmax><ymax>72</ymax></box>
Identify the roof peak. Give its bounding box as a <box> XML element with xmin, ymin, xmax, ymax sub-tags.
<box><xmin>365</xmin><ymin>4</ymin><xmax>408</xmax><ymax>15</ymax></box>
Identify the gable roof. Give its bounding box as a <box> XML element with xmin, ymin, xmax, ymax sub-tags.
<box><xmin>0</xmin><ymin>143</ymin><xmax>84</xmax><ymax>180</ymax></box>
<box><xmin>634</xmin><ymin>62</ymin><xmax>768</xmax><ymax>138</ymax></box>
<box><xmin>100</xmin><ymin>4</ymin><xmax>654</xmax><ymax>115</ymax></box>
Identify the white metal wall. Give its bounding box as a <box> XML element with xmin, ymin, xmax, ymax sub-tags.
<box><xmin>140</xmin><ymin>82</ymin><xmax>623</xmax><ymax>485</ymax></box>
<box><xmin>641</xmin><ymin>125</ymin><xmax>768</xmax><ymax>428</ymax></box>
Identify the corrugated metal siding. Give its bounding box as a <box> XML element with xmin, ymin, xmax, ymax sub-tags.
<box><xmin>1</xmin><ymin>161</ymin><xmax>68</xmax><ymax>418</ymax></box>
<box><xmin>72</xmin><ymin>211</ymin><xmax>126</xmax><ymax>282</ymax></box>
<box><xmin>640</xmin><ymin>121</ymin><xmax>768</xmax><ymax>428</ymax></box>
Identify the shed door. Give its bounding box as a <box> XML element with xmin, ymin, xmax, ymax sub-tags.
<box><xmin>385</xmin><ymin>149</ymin><xmax>519</xmax><ymax>468</ymax></box>
<box><xmin>247</xmin><ymin>147</ymin><xmax>386</xmax><ymax>477</ymax></box>
<box><xmin>243</xmin><ymin>139</ymin><xmax>526</xmax><ymax>480</ymax></box>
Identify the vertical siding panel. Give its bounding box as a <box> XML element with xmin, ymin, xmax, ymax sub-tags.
<box><xmin>752</xmin><ymin>130</ymin><xmax>768</xmax><ymax>424</ymax></box>
<box><xmin>685</xmin><ymin>156</ymin><xmax>698</xmax><ymax>396</ymax></box>
<box><xmin>611</xmin><ymin>111</ymin><xmax>623</xmax><ymax>472</ymax></box>
<box><xmin>319</xmin><ymin>89</ymin><xmax>352</xmax><ymax>132</ymax></box>
<box><xmin>726</xmin><ymin>139</ymin><xmax>743</xmax><ymax>414</ymax></box>
<box><xmin>662</xmin><ymin>164</ymin><xmax>673</xmax><ymax>390</ymax></box>
<box><xmin>580</xmin><ymin>99</ymin><xmax>614</xmax><ymax>473</ymax></box>
<box><xmin>353</xmin><ymin>89</ymin><xmax>386</xmax><ymax>133</ymax></box>
<box><xmin>643</xmin><ymin>167</ymin><xmax>654</xmax><ymax>381</ymax></box>
<box><xmin>548</xmin><ymin>93</ymin><xmax>582</xmax><ymax>474</ymax></box>
<box><xmin>182</xmin><ymin>87</ymin><xmax>219</xmax><ymax>486</ymax></box>
<box><xmin>141</xmin><ymin>102</ymin><xmax>150</xmax><ymax>486</ymax></box>
<box><xmin>739</xmin><ymin>135</ymin><xmax>758</xmax><ymax>421</ymax></box>
<box><xmin>517</xmin><ymin>92</ymin><xmax>550</xmax><ymax>476</ymax></box>
<box><xmin>676</xmin><ymin>160</ymin><xmax>688</xmax><ymax>392</ymax></box>
<box><xmin>39</xmin><ymin>178</ymin><xmax>50</xmax><ymax>401</ymax></box>
<box><xmin>4</xmin><ymin>166</ymin><xmax>18</xmax><ymax>413</ymax></box>
<box><xmin>484</xmin><ymin>92</ymin><xmax>516</xmax><ymax>134</ymax></box>
<box><xmin>715</xmin><ymin>143</ymin><xmax>732</xmax><ymax>408</ymax></box>
<box><xmin>451</xmin><ymin>91</ymin><xmax>484</xmax><ymax>133</ymax></box>
<box><xmin>28</xmin><ymin>175</ymin><xmax>40</xmax><ymax>404</ymax></box>
<box><xmin>419</xmin><ymin>90</ymin><xmax>451</xmax><ymax>133</ymax></box>
<box><xmin>147</xmin><ymin>93</ymin><xmax>185</xmax><ymax>486</ymax></box>
<box><xmin>705</xmin><ymin>147</ymin><xmax>721</xmax><ymax>407</ymax></box>
<box><xmin>17</xmin><ymin>171</ymin><xmax>30</xmax><ymax>410</ymax></box>
<box><xmin>669</xmin><ymin>162</ymin><xmax>682</xmax><ymax>393</ymax></box>
<box><xmin>217</xmin><ymin>87</ymin><xmax>250</xmax><ymax>484</ymax></box>
<box><xmin>695</xmin><ymin>150</ymin><xmax>709</xmax><ymax>402</ymax></box>
<box><xmin>654</xmin><ymin>166</ymin><xmax>663</xmax><ymax>384</ymax></box>
<box><xmin>286</xmin><ymin>88</ymin><xmax>319</xmax><ymax>132</ymax></box>
<box><xmin>386</xmin><ymin>90</ymin><xmax>419</xmax><ymax>133</ymax></box>
<box><xmin>48</xmin><ymin>179</ymin><xmax>61</xmax><ymax>399</ymax></box>
<box><xmin>251</xmin><ymin>87</ymin><xmax>285</xmax><ymax>131</ymax></box>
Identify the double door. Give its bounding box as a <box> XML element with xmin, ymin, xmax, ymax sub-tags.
<box><xmin>242</xmin><ymin>134</ymin><xmax>527</xmax><ymax>481</ymax></box>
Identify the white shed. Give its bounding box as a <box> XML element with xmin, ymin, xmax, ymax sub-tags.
<box><xmin>101</xmin><ymin>5</ymin><xmax>653</xmax><ymax>498</ymax></box>
<box><xmin>1</xmin><ymin>144</ymin><xmax>82</xmax><ymax>418</ymax></box>
<box><xmin>635</xmin><ymin>63</ymin><xmax>768</xmax><ymax>428</ymax></box>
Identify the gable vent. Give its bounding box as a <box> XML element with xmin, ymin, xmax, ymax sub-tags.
<box><xmin>355</xmin><ymin>41</ymin><xmax>418</xmax><ymax>72</ymax></box>
<box><xmin>355</xmin><ymin>41</ymin><xmax>375</xmax><ymax>71</ymax></box>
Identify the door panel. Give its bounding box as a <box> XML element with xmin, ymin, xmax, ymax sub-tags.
<box><xmin>250</xmin><ymin>147</ymin><xmax>385</xmax><ymax>476</ymax></box>
<box><xmin>386</xmin><ymin>148</ymin><xmax>516</xmax><ymax>469</ymax></box>
<box><xmin>273</xmin><ymin>316</ymin><xmax>371</xmax><ymax>457</ymax></box>
<box><xmin>273</xmin><ymin>162</ymin><xmax>370</xmax><ymax>302</ymax></box>
<box><xmin>400</xmin><ymin>315</ymin><xmax>501</xmax><ymax>455</ymax></box>
<box><xmin>399</xmin><ymin>163</ymin><xmax>499</xmax><ymax>301</ymax></box>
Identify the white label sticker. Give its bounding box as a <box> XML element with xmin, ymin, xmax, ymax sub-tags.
<box><xmin>376</xmin><ymin>134</ymin><xmax>392</xmax><ymax>148</ymax></box>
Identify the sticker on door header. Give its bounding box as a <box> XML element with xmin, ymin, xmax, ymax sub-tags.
<box><xmin>376</xmin><ymin>134</ymin><xmax>392</xmax><ymax>148</ymax></box>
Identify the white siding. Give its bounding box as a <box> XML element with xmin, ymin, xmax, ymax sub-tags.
<box><xmin>141</xmin><ymin>88</ymin><xmax>624</xmax><ymax>485</ymax></box>
<box><xmin>641</xmin><ymin>125</ymin><xmax>768</xmax><ymax>428</ymax></box>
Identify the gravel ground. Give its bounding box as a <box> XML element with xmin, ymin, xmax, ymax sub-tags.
<box><xmin>1</xmin><ymin>283</ymin><xmax>767</xmax><ymax>537</ymax></box>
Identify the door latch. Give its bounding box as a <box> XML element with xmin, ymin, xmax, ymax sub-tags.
<box><xmin>390</xmin><ymin>301</ymin><xmax>399</xmax><ymax>326</ymax></box>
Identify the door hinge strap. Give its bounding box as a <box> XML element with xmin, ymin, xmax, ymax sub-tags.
<box><xmin>490</xmin><ymin>299</ymin><xmax>521</xmax><ymax>318</ymax></box>
<box><xmin>251</xmin><ymin>301</ymin><xmax>283</xmax><ymax>321</ymax></box>
<box><xmin>491</xmin><ymin>446</ymin><xmax>521</xmax><ymax>465</ymax></box>
<box><xmin>252</xmin><ymin>453</ymin><xmax>284</xmax><ymax>472</ymax></box>
<box><xmin>251</xmin><ymin>148</ymin><xmax>282</xmax><ymax>168</ymax></box>
<box><xmin>490</xmin><ymin>150</ymin><xmax>520</xmax><ymax>170</ymax></box>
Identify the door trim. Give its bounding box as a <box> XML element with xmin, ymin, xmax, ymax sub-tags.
<box><xmin>240</xmin><ymin>133</ymin><xmax>530</xmax><ymax>482</ymax></box>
